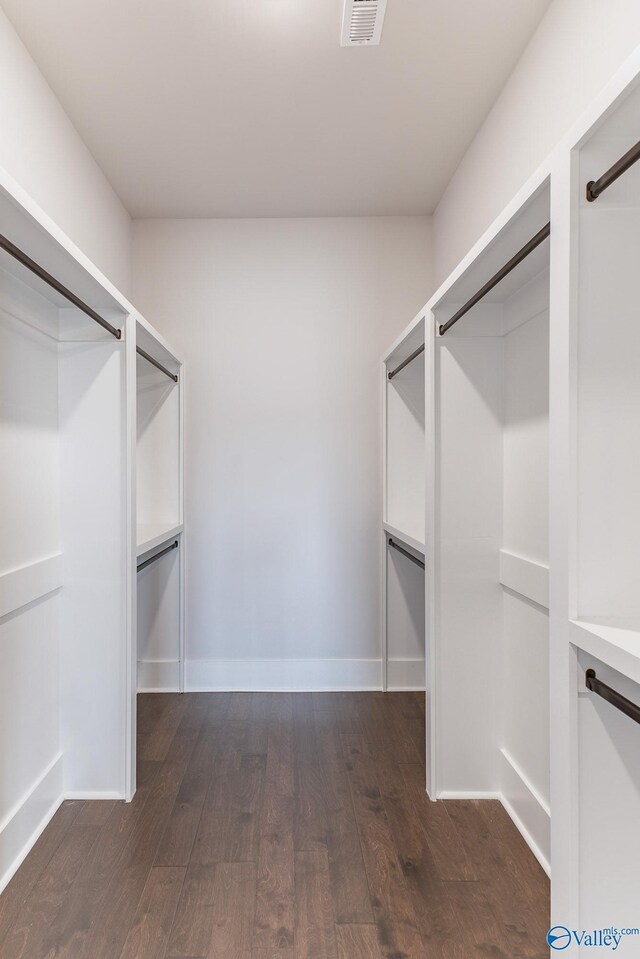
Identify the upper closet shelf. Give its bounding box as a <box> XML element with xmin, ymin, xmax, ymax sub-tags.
<box><xmin>383</xmin><ymin>522</ymin><xmax>425</xmax><ymax>558</ymax></box>
<box><xmin>569</xmin><ymin>619</ymin><xmax>640</xmax><ymax>689</ymax></box>
<box><xmin>137</xmin><ymin>522</ymin><xmax>184</xmax><ymax>558</ymax></box>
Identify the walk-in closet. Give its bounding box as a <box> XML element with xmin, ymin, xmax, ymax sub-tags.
<box><xmin>3</xmin><ymin>1</ymin><xmax>640</xmax><ymax>956</ymax></box>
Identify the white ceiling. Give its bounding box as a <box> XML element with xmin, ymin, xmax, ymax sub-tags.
<box><xmin>1</xmin><ymin>0</ymin><xmax>552</xmax><ymax>219</ymax></box>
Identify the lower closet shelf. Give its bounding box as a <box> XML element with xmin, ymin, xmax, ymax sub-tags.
<box><xmin>382</xmin><ymin>522</ymin><xmax>425</xmax><ymax>558</ymax></box>
<box><xmin>137</xmin><ymin>523</ymin><xmax>183</xmax><ymax>558</ymax></box>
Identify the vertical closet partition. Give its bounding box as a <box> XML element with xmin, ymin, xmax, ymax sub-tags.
<box><xmin>381</xmin><ymin>317</ymin><xmax>426</xmax><ymax>692</ymax></box>
<box><xmin>428</xmin><ymin>180</ymin><xmax>551</xmax><ymax>868</ymax></box>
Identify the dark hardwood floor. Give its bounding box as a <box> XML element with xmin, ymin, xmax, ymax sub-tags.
<box><xmin>0</xmin><ymin>692</ymin><xmax>549</xmax><ymax>958</ymax></box>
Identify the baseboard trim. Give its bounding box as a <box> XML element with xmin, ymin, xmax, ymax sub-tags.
<box><xmin>499</xmin><ymin>748</ymin><xmax>550</xmax><ymax>876</ymax></box>
<box><xmin>185</xmin><ymin>657</ymin><xmax>382</xmax><ymax>692</ymax></box>
<box><xmin>64</xmin><ymin>791</ymin><xmax>125</xmax><ymax>801</ymax></box>
<box><xmin>0</xmin><ymin>751</ymin><xmax>63</xmax><ymax>894</ymax></box>
<box><xmin>138</xmin><ymin>659</ymin><xmax>180</xmax><ymax>692</ymax></box>
<box><xmin>387</xmin><ymin>658</ymin><xmax>425</xmax><ymax>691</ymax></box>
<box><xmin>437</xmin><ymin>791</ymin><xmax>501</xmax><ymax>801</ymax></box>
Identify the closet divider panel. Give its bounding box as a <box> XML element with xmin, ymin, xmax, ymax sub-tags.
<box><xmin>435</xmin><ymin>328</ymin><xmax>504</xmax><ymax>792</ymax></box>
<box><xmin>58</xmin><ymin>335</ymin><xmax>128</xmax><ymax>796</ymax></box>
<box><xmin>500</xmin><ymin>269</ymin><xmax>550</xmax><ymax>863</ymax></box>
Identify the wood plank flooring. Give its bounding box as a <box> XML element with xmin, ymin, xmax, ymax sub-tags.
<box><xmin>0</xmin><ymin>692</ymin><xmax>549</xmax><ymax>958</ymax></box>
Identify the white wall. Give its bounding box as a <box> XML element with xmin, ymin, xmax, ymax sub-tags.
<box><xmin>433</xmin><ymin>0</ymin><xmax>640</xmax><ymax>284</ymax></box>
<box><xmin>0</xmin><ymin>7</ymin><xmax>131</xmax><ymax>294</ymax></box>
<box><xmin>132</xmin><ymin>216</ymin><xmax>432</xmax><ymax>689</ymax></box>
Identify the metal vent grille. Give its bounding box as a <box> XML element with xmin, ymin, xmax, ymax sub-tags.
<box><xmin>341</xmin><ymin>0</ymin><xmax>387</xmax><ymax>47</ymax></box>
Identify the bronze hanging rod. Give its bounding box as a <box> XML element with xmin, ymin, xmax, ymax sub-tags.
<box><xmin>136</xmin><ymin>346</ymin><xmax>178</xmax><ymax>383</ymax></box>
<box><xmin>0</xmin><ymin>232</ymin><xmax>122</xmax><ymax>340</ymax></box>
<box><xmin>585</xmin><ymin>668</ymin><xmax>640</xmax><ymax>726</ymax></box>
<box><xmin>586</xmin><ymin>139</ymin><xmax>640</xmax><ymax>202</ymax></box>
<box><xmin>388</xmin><ymin>344</ymin><xmax>425</xmax><ymax>380</ymax></box>
<box><xmin>438</xmin><ymin>222</ymin><xmax>551</xmax><ymax>336</ymax></box>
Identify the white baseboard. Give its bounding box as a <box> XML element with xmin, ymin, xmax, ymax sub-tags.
<box><xmin>0</xmin><ymin>751</ymin><xmax>63</xmax><ymax>894</ymax></box>
<box><xmin>387</xmin><ymin>658</ymin><xmax>425</xmax><ymax>691</ymax></box>
<box><xmin>185</xmin><ymin>657</ymin><xmax>382</xmax><ymax>692</ymax></box>
<box><xmin>64</xmin><ymin>791</ymin><xmax>125</xmax><ymax>801</ymax></box>
<box><xmin>138</xmin><ymin>658</ymin><xmax>180</xmax><ymax>692</ymax></box>
<box><xmin>437</xmin><ymin>791</ymin><xmax>501</xmax><ymax>800</ymax></box>
<box><xmin>499</xmin><ymin>748</ymin><xmax>550</xmax><ymax>876</ymax></box>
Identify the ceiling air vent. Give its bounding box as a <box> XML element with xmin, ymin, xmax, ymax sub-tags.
<box><xmin>341</xmin><ymin>0</ymin><xmax>387</xmax><ymax>47</ymax></box>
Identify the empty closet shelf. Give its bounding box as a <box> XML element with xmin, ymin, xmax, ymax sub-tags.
<box><xmin>569</xmin><ymin>619</ymin><xmax>640</xmax><ymax>689</ymax></box>
<box><xmin>382</xmin><ymin>522</ymin><xmax>425</xmax><ymax>557</ymax></box>
<box><xmin>137</xmin><ymin>523</ymin><xmax>183</xmax><ymax>557</ymax></box>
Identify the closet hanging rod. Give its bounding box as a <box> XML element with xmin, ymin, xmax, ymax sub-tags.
<box><xmin>585</xmin><ymin>669</ymin><xmax>640</xmax><ymax>726</ymax></box>
<box><xmin>0</xmin><ymin>232</ymin><xmax>122</xmax><ymax>340</ymax></box>
<box><xmin>137</xmin><ymin>346</ymin><xmax>178</xmax><ymax>383</ymax></box>
<box><xmin>438</xmin><ymin>222</ymin><xmax>551</xmax><ymax>336</ymax></box>
<box><xmin>586</xmin><ymin>139</ymin><xmax>640</xmax><ymax>202</ymax></box>
<box><xmin>388</xmin><ymin>538</ymin><xmax>425</xmax><ymax>570</ymax></box>
<box><xmin>387</xmin><ymin>344</ymin><xmax>425</xmax><ymax>380</ymax></box>
<box><xmin>137</xmin><ymin>540</ymin><xmax>179</xmax><ymax>573</ymax></box>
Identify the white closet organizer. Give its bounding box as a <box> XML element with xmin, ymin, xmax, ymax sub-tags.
<box><xmin>135</xmin><ymin>322</ymin><xmax>184</xmax><ymax>693</ymax></box>
<box><xmin>551</xmin><ymin>69</ymin><xmax>640</xmax><ymax>940</ymax></box>
<box><xmin>428</xmin><ymin>180</ymin><xmax>551</xmax><ymax>870</ymax></box>
<box><xmin>0</xmin><ymin>175</ymin><xmax>131</xmax><ymax>890</ymax></box>
<box><xmin>381</xmin><ymin>317</ymin><xmax>426</xmax><ymax>692</ymax></box>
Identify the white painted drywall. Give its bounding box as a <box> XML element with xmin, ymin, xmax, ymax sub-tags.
<box><xmin>0</xmin><ymin>7</ymin><xmax>131</xmax><ymax>294</ymax></box>
<box><xmin>132</xmin><ymin>216</ymin><xmax>432</xmax><ymax>689</ymax></box>
<box><xmin>433</xmin><ymin>0</ymin><xmax>640</xmax><ymax>284</ymax></box>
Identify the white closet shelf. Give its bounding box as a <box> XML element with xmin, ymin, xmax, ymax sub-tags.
<box><xmin>383</xmin><ymin>522</ymin><xmax>425</xmax><ymax>557</ymax></box>
<box><xmin>569</xmin><ymin>618</ymin><xmax>640</xmax><ymax>687</ymax></box>
<box><xmin>137</xmin><ymin>523</ymin><xmax>183</xmax><ymax>558</ymax></box>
